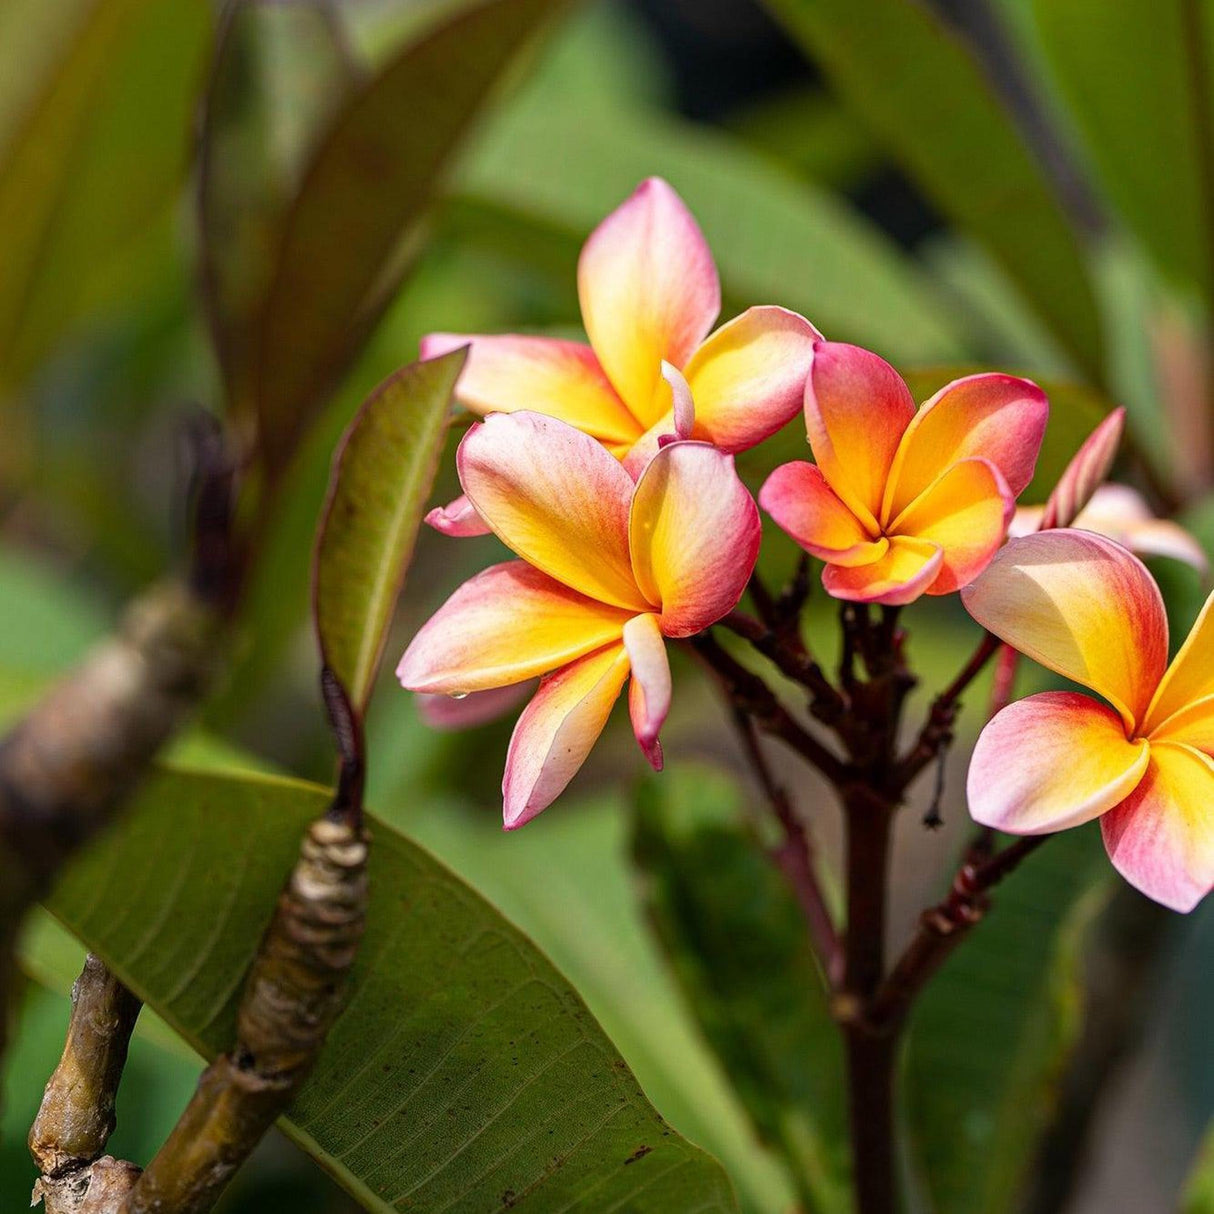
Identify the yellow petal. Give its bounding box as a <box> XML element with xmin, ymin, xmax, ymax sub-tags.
<box><xmin>458</xmin><ymin>412</ymin><xmax>651</xmax><ymax>611</ymax></box>
<box><xmin>821</xmin><ymin>536</ymin><xmax>944</xmax><ymax>606</ymax></box>
<box><xmin>961</xmin><ymin>530</ymin><xmax>1168</xmax><ymax>732</ymax></box>
<box><xmin>1142</xmin><ymin>587</ymin><xmax>1214</xmax><ymax>734</ymax></box>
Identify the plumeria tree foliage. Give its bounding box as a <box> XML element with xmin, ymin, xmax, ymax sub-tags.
<box><xmin>1</xmin><ymin>4</ymin><xmax>1213</xmax><ymax>1214</ymax></box>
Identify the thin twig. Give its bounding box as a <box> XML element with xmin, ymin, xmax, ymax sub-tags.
<box><xmin>727</xmin><ymin>706</ymin><xmax>843</xmax><ymax>985</ymax></box>
<box><xmin>867</xmin><ymin>834</ymin><xmax>1048</xmax><ymax>1032</ymax></box>
<box><xmin>691</xmin><ymin>633</ymin><xmax>847</xmax><ymax>784</ymax></box>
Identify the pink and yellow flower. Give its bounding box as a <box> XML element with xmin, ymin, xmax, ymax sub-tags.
<box><xmin>964</xmin><ymin>529</ymin><xmax>1214</xmax><ymax>911</ymax></box>
<box><xmin>421</xmin><ymin>177</ymin><xmax>819</xmax><ymax>534</ymax></box>
<box><xmin>1012</xmin><ymin>483</ymin><xmax>1207</xmax><ymax>572</ymax></box>
<box><xmin>759</xmin><ymin>342</ymin><xmax>1048</xmax><ymax>604</ymax></box>
<box><xmin>397</xmin><ymin>410</ymin><xmax>760</xmax><ymax>827</ymax></box>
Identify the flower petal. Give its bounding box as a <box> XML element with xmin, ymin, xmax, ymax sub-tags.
<box><xmin>623</xmin><ymin>612</ymin><xmax>671</xmax><ymax>770</ymax></box>
<box><xmin>458</xmin><ymin>412</ymin><xmax>650</xmax><ymax>611</ymax></box>
<box><xmin>397</xmin><ymin>562</ymin><xmax>631</xmax><ymax>694</ymax></box>
<box><xmin>420</xmin><ymin>333</ymin><xmax>638</xmax><ymax>445</ymax></box>
<box><xmin>578</xmin><ymin>177</ymin><xmax>720</xmax><ymax>426</ymax></box>
<box><xmin>502</xmin><ymin>643</ymin><xmax>631</xmax><ymax>829</ymax></box>
<box><xmin>1040</xmin><ymin>407</ymin><xmax>1125</xmax><ymax>530</ymax></box>
<box><xmin>424</xmin><ymin>493</ymin><xmax>492</xmax><ymax>538</ymax></box>
<box><xmin>821</xmin><ymin>536</ymin><xmax>943</xmax><ymax>606</ymax></box>
<box><xmin>803</xmin><ymin>341</ymin><xmax>915</xmax><ymax>530</ymax></box>
<box><xmin>759</xmin><ymin>461</ymin><xmax>888</xmax><ymax>567</ymax></box>
<box><xmin>1143</xmin><ymin>586</ymin><xmax>1214</xmax><ymax>734</ymax></box>
<box><xmin>629</xmin><ymin>441</ymin><xmax>760</xmax><ymax>636</ymax></box>
<box><xmin>1076</xmin><ymin>485</ymin><xmax>1207</xmax><ymax>572</ymax></box>
<box><xmin>1100</xmin><ymin>742</ymin><xmax>1214</xmax><ymax>911</ymax></box>
<box><xmin>682</xmin><ymin>306</ymin><xmax>822</xmax><ymax>452</ymax></box>
<box><xmin>662</xmin><ymin>361</ymin><xmax>695</xmax><ymax>440</ymax></box>
<box><xmin>961</xmin><ymin>530</ymin><xmax>1168</xmax><ymax>732</ymax></box>
<box><xmin>1145</xmin><ymin>694</ymin><xmax>1214</xmax><ymax>754</ymax></box>
<box><xmin>967</xmin><ymin>692</ymin><xmax>1149</xmax><ymax>833</ymax></box>
<box><xmin>890</xmin><ymin>457</ymin><xmax>1013</xmax><ymax>595</ymax></box>
<box><xmin>884</xmin><ymin>373</ymin><xmax>1048</xmax><ymax>521</ymax></box>
<box><xmin>415</xmin><ymin>682</ymin><xmax>532</xmax><ymax>731</ymax></box>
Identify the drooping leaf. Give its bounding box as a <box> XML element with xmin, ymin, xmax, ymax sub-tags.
<box><xmin>458</xmin><ymin>90</ymin><xmax>967</xmax><ymax>364</ymax></box>
<box><xmin>249</xmin><ymin>0</ymin><xmax>571</xmax><ymax>475</ymax></box>
<box><xmin>199</xmin><ymin>0</ymin><xmax>359</xmax><ymax>410</ymax></box>
<box><xmin>904</xmin><ymin>827</ymin><xmax>1109</xmax><ymax>1214</ymax></box>
<box><xmin>44</xmin><ymin>765</ymin><xmax>739</xmax><ymax>1214</ymax></box>
<box><xmin>313</xmin><ymin>350</ymin><xmax>465</xmax><ymax>713</ymax></box>
<box><xmin>757</xmin><ymin>0</ymin><xmax>1104</xmax><ymax>380</ymax></box>
<box><xmin>0</xmin><ymin>0</ymin><xmax>212</xmax><ymax>390</ymax></box>
<box><xmin>631</xmin><ymin>764</ymin><xmax>851</xmax><ymax>1214</ymax></box>
<box><xmin>1032</xmin><ymin>0</ymin><xmax>1214</xmax><ymax>300</ymax></box>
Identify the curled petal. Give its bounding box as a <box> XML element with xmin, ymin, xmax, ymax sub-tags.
<box><xmin>1040</xmin><ymin>407</ymin><xmax>1125</xmax><ymax>530</ymax></box>
<box><xmin>397</xmin><ymin>562</ymin><xmax>631</xmax><ymax>694</ymax></box>
<box><xmin>890</xmin><ymin>457</ymin><xmax>1013</xmax><ymax>595</ymax></box>
<box><xmin>804</xmin><ymin>340</ymin><xmax>915</xmax><ymax>531</ymax></box>
<box><xmin>624</xmin><ymin>613</ymin><xmax>671</xmax><ymax>770</ymax></box>
<box><xmin>578</xmin><ymin>177</ymin><xmax>720</xmax><ymax>426</ymax></box>
<box><xmin>502</xmin><ymin>643</ymin><xmax>631</xmax><ymax>828</ymax></box>
<box><xmin>821</xmin><ymin>536</ymin><xmax>944</xmax><ymax>606</ymax></box>
<box><xmin>961</xmin><ymin>530</ymin><xmax>1168</xmax><ymax>732</ymax></box>
<box><xmin>420</xmin><ymin>333</ymin><xmax>638</xmax><ymax>445</ymax></box>
<box><xmin>424</xmin><ymin>493</ymin><xmax>492</xmax><ymax>538</ymax></box>
<box><xmin>416</xmin><ymin>682</ymin><xmax>532</xmax><ymax>731</ymax></box>
<box><xmin>1143</xmin><ymin>586</ymin><xmax>1214</xmax><ymax>734</ymax></box>
<box><xmin>1101</xmin><ymin>742</ymin><xmax>1214</xmax><ymax>911</ymax></box>
<box><xmin>661</xmin><ymin>361</ymin><xmax>695</xmax><ymax>440</ymax></box>
<box><xmin>967</xmin><ymin>692</ymin><xmax>1149</xmax><ymax>833</ymax></box>
<box><xmin>629</xmin><ymin>441</ymin><xmax>760</xmax><ymax>636</ymax></box>
<box><xmin>760</xmin><ymin>461</ymin><xmax>887</xmax><ymax>567</ymax></box>
<box><xmin>458</xmin><ymin>412</ymin><xmax>649</xmax><ymax>611</ymax></box>
<box><xmin>683</xmin><ymin>306</ymin><xmax>822</xmax><ymax>452</ymax></box>
<box><xmin>884</xmin><ymin>373</ymin><xmax>1048</xmax><ymax>521</ymax></box>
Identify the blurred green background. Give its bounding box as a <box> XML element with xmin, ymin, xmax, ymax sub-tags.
<box><xmin>2</xmin><ymin>1</ymin><xmax>1213</xmax><ymax>1211</ymax></box>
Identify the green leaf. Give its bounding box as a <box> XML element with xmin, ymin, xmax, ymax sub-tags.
<box><xmin>0</xmin><ymin>0</ymin><xmax>211</xmax><ymax>389</ymax></box>
<box><xmin>199</xmin><ymin>0</ymin><xmax>359</xmax><ymax>411</ymax></box>
<box><xmin>458</xmin><ymin>91</ymin><xmax>967</xmax><ymax>365</ymax></box>
<box><xmin>1032</xmin><ymin>0</ymin><xmax>1214</xmax><ymax>299</ymax></box>
<box><xmin>631</xmin><ymin>763</ymin><xmax>851</xmax><ymax>1214</ymax></box>
<box><xmin>758</xmin><ymin>0</ymin><xmax>1104</xmax><ymax>380</ymax></box>
<box><xmin>1185</xmin><ymin>1120</ymin><xmax>1214</xmax><ymax>1214</ymax></box>
<box><xmin>904</xmin><ymin>828</ymin><xmax>1109</xmax><ymax>1214</ymax></box>
<box><xmin>249</xmin><ymin>0</ymin><xmax>571</xmax><ymax>474</ymax></box>
<box><xmin>313</xmin><ymin>350</ymin><xmax>465</xmax><ymax>713</ymax></box>
<box><xmin>45</xmin><ymin>765</ymin><xmax>738</xmax><ymax>1213</ymax></box>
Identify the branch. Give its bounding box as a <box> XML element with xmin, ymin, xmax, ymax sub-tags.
<box><xmin>867</xmin><ymin>834</ymin><xmax>1048</xmax><ymax>1032</ymax></box>
<box><xmin>727</xmin><ymin>705</ymin><xmax>843</xmax><ymax>986</ymax></box>
<box><xmin>691</xmin><ymin>632</ymin><xmax>847</xmax><ymax>785</ymax></box>
<box><xmin>28</xmin><ymin>956</ymin><xmax>143</xmax><ymax>1214</ymax></box>
<box><xmin>897</xmin><ymin>630</ymin><xmax>1002</xmax><ymax>791</ymax></box>
<box><xmin>123</xmin><ymin>816</ymin><xmax>368</xmax><ymax>1214</ymax></box>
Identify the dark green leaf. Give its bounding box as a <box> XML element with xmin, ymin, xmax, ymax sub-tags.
<box><xmin>313</xmin><ymin>351</ymin><xmax>465</xmax><ymax>713</ymax></box>
<box><xmin>46</xmin><ymin>766</ymin><xmax>738</xmax><ymax>1213</ymax></box>
<box><xmin>250</xmin><ymin>0</ymin><xmax>570</xmax><ymax>474</ymax></box>
<box><xmin>904</xmin><ymin>828</ymin><xmax>1109</xmax><ymax>1214</ymax></box>
<box><xmin>632</xmin><ymin>763</ymin><xmax>851</xmax><ymax>1214</ymax></box>
<box><xmin>199</xmin><ymin>0</ymin><xmax>359</xmax><ymax>410</ymax></box>
<box><xmin>1032</xmin><ymin>0</ymin><xmax>1214</xmax><ymax>298</ymax></box>
<box><xmin>0</xmin><ymin>0</ymin><xmax>211</xmax><ymax>388</ymax></box>
<box><xmin>758</xmin><ymin>0</ymin><xmax>1104</xmax><ymax>380</ymax></box>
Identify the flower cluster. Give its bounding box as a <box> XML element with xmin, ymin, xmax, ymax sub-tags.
<box><xmin>397</xmin><ymin>177</ymin><xmax>1210</xmax><ymax>912</ymax></box>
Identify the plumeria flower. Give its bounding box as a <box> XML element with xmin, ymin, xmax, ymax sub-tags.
<box><xmin>421</xmin><ymin>177</ymin><xmax>819</xmax><ymax>535</ymax></box>
<box><xmin>1012</xmin><ymin>483</ymin><xmax>1206</xmax><ymax>572</ymax></box>
<box><xmin>964</xmin><ymin>529</ymin><xmax>1214</xmax><ymax>911</ymax></box>
<box><xmin>760</xmin><ymin>342</ymin><xmax>1048</xmax><ymax>605</ymax></box>
<box><xmin>397</xmin><ymin>411</ymin><xmax>759</xmax><ymax>827</ymax></box>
